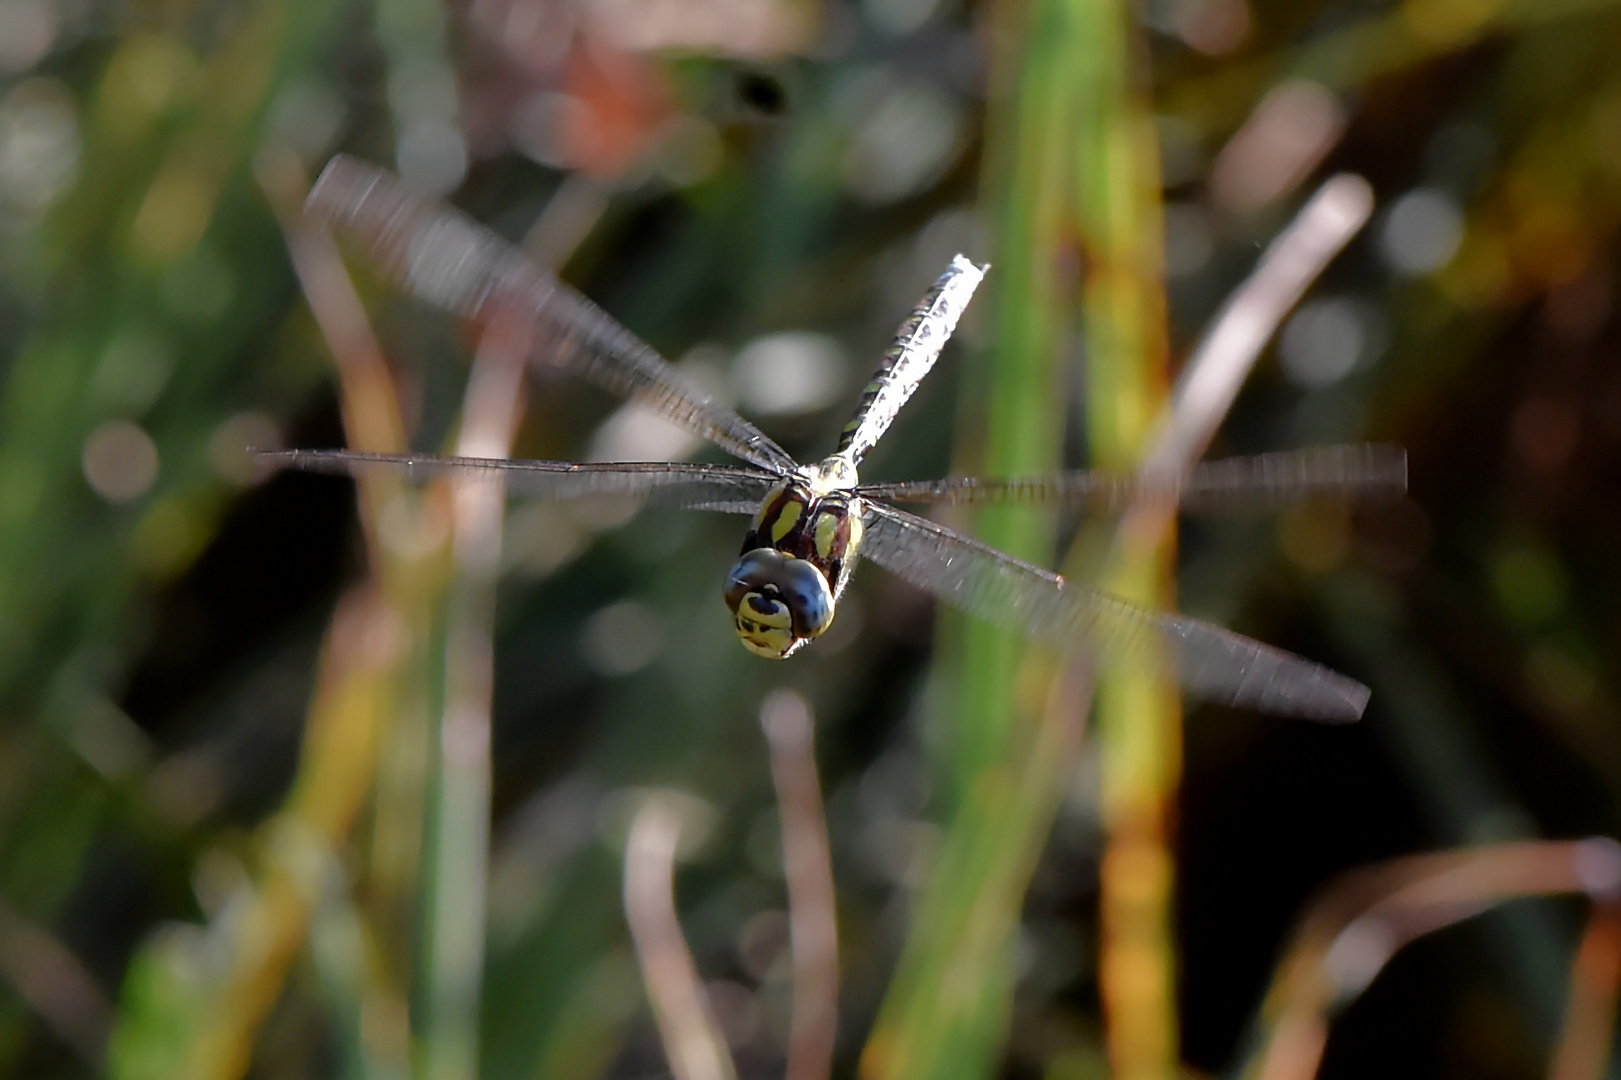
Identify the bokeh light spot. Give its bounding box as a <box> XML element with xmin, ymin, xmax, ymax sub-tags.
<box><xmin>840</xmin><ymin>74</ymin><xmax>964</xmax><ymax>205</ymax></box>
<box><xmin>1490</xmin><ymin>542</ymin><xmax>1567</xmax><ymax>627</ymax></box>
<box><xmin>82</xmin><ymin>419</ymin><xmax>159</xmax><ymax>503</ymax></box>
<box><xmin>101</xmin><ymin>35</ymin><xmax>197</xmax><ymax>131</ymax></box>
<box><xmin>132</xmin><ymin>162</ymin><xmax>215</xmax><ymax>262</ymax></box>
<box><xmin>863</xmin><ymin>0</ymin><xmax>943</xmax><ymax>37</ymax></box>
<box><xmin>732</xmin><ymin>332</ymin><xmax>847</xmax><ymax>416</ymax></box>
<box><xmin>583</xmin><ymin>599</ymin><xmax>665</xmax><ymax>675</ymax></box>
<box><xmin>267</xmin><ymin>78</ymin><xmax>347</xmax><ymax>164</ymax></box>
<box><xmin>91</xmin><ymin>327</ymin><xmax>173</xmax><ymax>412</ymax></box>
<box><xmin>589</xmin><ymin>346</ymin><xmax>727</xmax><ymax>463</ymax></box>
<box><xmin>397</xmin><ymin>120</ymin><xmax>467</xmax><ymax>197</ymax></box>
<box><xmin>209</xmin><ymin>412</ymin><xmax>282</xmax><ymax>485</ymax></box>
<box><xmin>1279</xmin><ymin>297</ymin><xmax>1383</xmax><ymax>388</ymax></box>
<box><xmin>133</xmin><ymin>497</ymin><xmax>209</xmax><ymax>579</ymax></box>
<box><xmin>1510</xmin><ymin>396</ymin><xmax>1579</xmax><ymax>471</ymax></box>
<box><xmin>1380</xmin><ymin>188</ymin><xmax>1464</xmax><ymax>274</ymax></box>
<box><xmin>0</xmin><ymin>0</ymin><xmax>54</xmax><ymax>74</ymax></box>
<box><xmin>512</xmin><ymin>92</ymin><xmax>591</xmax><ymax>170</ymax></box>
<box><xmin>1176</xmin><ymin>0</ymin><xmax>1251</xmax><ymax>56</ymax></box>
<box><xmin>503</xmin><ymin>504</ymin><xmax>588</xmax><ymax>578</ymax></box>
<box><xmin>0</xmin><ymin>77</ymin><xmax>79</xmax><ymax>227</ymax></box>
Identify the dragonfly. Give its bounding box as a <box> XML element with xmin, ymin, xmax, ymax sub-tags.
<box><xmin>264</xmin><ymin>155</ymin><xmax>1406</xmax><ymax>722</ymax></box>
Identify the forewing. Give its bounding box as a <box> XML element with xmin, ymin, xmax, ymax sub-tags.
<box><xmin>303</xmin><ymin>156</ymin><xmax>800</xmax><ymax>476</ymax></box>
<box><xmin>859</xmin><ymin>445</ymin><xmax>1406</xmax><ymax>513</ymax></box>
<box><xmin>858</xmin><ymin>501</ymin><xmax>1369</xmax><ymax>721</ymax></box>
<box><xmin>260</xmin><ymin>450</ymin><xmax>776</xmax><ymax>513</ymax></box>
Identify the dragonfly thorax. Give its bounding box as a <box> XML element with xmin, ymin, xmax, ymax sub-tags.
<box><xmin>804</xmin><ymin>454</ymin><xmax>858</xmax><ymax>495</ymax></box>
<box><xmin>723</xmin><ymin>476</ymin><xmax>865</xmax><ymax>659</ymax></box>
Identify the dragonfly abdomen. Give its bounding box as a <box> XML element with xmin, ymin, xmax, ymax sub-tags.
<box><xmin>835</xmin><ymin>255</ymin><xmax>986</xmax><ymax>466</ymax></box>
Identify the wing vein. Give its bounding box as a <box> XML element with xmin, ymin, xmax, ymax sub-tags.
<box><xmin>260</xmin><ymin>449</ymin><xmax>778</xmax><ymax>510</ymax></box>
<box><xmin>304</xmin><ymin>156</ymin><xmax>801</xmax><ymax>476</ymax></box>
<box><xmin>858</xmin><ymin>501</ymin><xmax>1368</xmax><ymax>720</ymax></box>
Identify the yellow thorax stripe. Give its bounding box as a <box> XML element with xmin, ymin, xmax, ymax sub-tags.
<box><xmin>769</xmin><ymin>499</ymin><xmax>803</xmax><ymax>543</ymax></box>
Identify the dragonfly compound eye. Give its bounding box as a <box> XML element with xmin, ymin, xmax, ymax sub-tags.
<box><xmin>723</xmin><ymin>549</ymin><xmax>835</xmax><ymax>658</ymax></box>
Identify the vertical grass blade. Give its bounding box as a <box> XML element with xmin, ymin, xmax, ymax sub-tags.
<box><xmin>1068</xmin><ymin>2</ymin><xmax>1179</xmax><ymax>1075</ymax></box>
<box><xmin>859</xmin><ymin>0</ymin><xmax>1083</xmax><ymax>1073</ymax></box>
<box><xmin>418</xmin><ymin>310</ymin><xmax>531</xmax><ymax>1080</ymax></box>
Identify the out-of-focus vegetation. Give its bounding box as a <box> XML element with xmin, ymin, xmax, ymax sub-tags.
<box><xmin>1</xmin><ymin>0</ymin><xmax>1620</xmax><ymax>1077</ymax></box>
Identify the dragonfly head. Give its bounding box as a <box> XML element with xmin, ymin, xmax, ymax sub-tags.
<box><xmin>723</xmin><ymin>548</ymin><xmax>835</xmax><ymax>659</ymax></box>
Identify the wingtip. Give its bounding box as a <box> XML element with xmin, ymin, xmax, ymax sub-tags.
<box><xmin>1364</xmin><ymin>443</ymin><xmax>1409</xmax><ymax>498</ymax></box>
<box><xmin>955</xmin><ymin>253</ymin><xmax>991</xmax><ymax>277</ymax></box>
<box><xmin>1323</xmin><ymin>679</ymin><xmax>1370</xmax><ymax>723</ymax></box>
<box><xmin>304</xmin><ymin>153</ymin><xmax>382</xmax><ymax>224</ymax></box>
<box><xmin>250</xmin><ymin>447</ymin><xmax>311</xmax><ymax>463</ymax></box>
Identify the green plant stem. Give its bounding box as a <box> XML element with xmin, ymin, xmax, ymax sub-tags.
<box><xmin>858</xmin><ymin>0</ymin><xmax>1081</xmax><ymax>1073</ymax></box>
<box><xmin>418</xmin><ymin>320</ymin><xmax>530</xmax><ymax>1080</ymax></box>
<box><xmin>1067</xmin><ymin>4</ymin><xmax>1178</xmax><ymax>1079</ymax></box>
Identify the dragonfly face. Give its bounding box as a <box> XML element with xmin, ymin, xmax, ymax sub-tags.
<box><xmin>723</xmin><ymin>469</ymin><xmax>864</xmax><ymax>658</ymax></box>
<box><xmin>724</xmin><ymin>549</ymin><xmax>832</xmax><ymax>657</ymax></box>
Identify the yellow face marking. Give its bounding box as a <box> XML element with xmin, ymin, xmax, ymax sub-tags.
<box><xmin>735</xmin><ymin>599</ymin><xmax>796</xmax><ymax>658</ymax></box>
<box><xmin>814</xmin><ymin>512</ymin><xmax>838</xmax><ymax>560</ymax></box>
<box><xmin>769</xmin><ymin>499</ymin><xmax>803</xmax><ymax>543</ymax></box>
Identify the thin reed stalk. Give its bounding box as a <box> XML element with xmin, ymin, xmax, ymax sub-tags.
<box><xmin>1242</xmin><ymin>838</ymin><xmax>1621</xmax><ymax>1080</ymax></box>
<box><xmin>418</xmin><ymin>304</ymin><xmax>532</xmax><ymax>1080</ymax></box>
<box><xmin>145</xmin><ymin>158</ymin><xmax>424</xmax><ymax>1080</ymax></box>
<box><xmin>761</xmin><ymin>690</ymin><xmax>839</xmax><ymax>1080</ymax></box>
<box><xmin>625</xmin><ymin>795</ymin><xmax>738</xmax><ymax>1080</ymax></box>
<box><xmin>181</xmin><ymin>586</ymin><xmax>402</xmax><ymax>1080</ymax></box>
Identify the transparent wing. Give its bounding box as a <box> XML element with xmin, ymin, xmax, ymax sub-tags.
<box><xmin>858</xmin><ymin>501</ymin><xmax>1369</xmax><ymax>721</ymax></box>
<box><xmin>303</xmin><ymin>155</ymin><xmax>801</xmax><ymax>477</ymax></box>
<box><xmin>260</xmin><ymin>450</ymin><xmax>777</xmax><ymax>513</ymax></box>
<box><xmin>858</xmin><ymin>445</ymin><xmax>1406</xmax><ymax>512</ymax></box>
<box><xmin>834</xmin><ymin>256</ymin><xmax>986</xmax><ymax>466</ymax></box>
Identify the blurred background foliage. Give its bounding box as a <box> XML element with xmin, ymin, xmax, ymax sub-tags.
<box><xmin>0</xmin><ymin>0</ymin><xmax>1619</xmax><ymax>1077</ymax></box>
